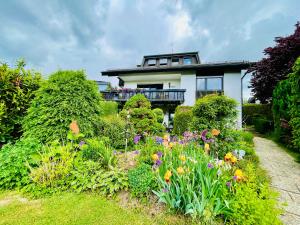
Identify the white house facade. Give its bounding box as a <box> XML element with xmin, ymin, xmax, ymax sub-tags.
<box><xmin>101</xmin><ymin>52</ymin><xmax>252</xmax><ymax>129</ymax></box>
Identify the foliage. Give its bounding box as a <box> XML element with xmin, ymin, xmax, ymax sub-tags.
<box><xmin>173</xmin><ymin>106</ymin><xmax>193</xmax><ymax>135</ymax></box>
<box><xmin>229</xmin><ymin>164</ymin><xmax>282</xmax><ymax>225</ymax></box>
<box><xmin>0</xmin><ymin>60</ymin><xmax>41</xmax><ymax>145</ymax></box>
<box><xmin>136</xmin><ymin>137</ymin><xmax>164</xmax><ymax>165</ymax></box>
<box><xmin>100</xmin><ymin>101</ymin><xmax>118</xmax><ymax>116</ymax></box>
<box><xmin>81</xmin><ymin>138</ymin><xmax>116</xmax><ymax>168</ymax></box>
<box><xmin>242</xmin><ymin>104</ymin><xmax>272</xmax><ymax>125</ymax></box>
<box><xmin>152</xmin><ymin>108</ymin><xmax>164</xmax><ymax>123</ymax></box>
<box><xmin>191</xmin><ymin>94</ymin><xmax>238</xmax><ymax>131</ymax></box>
<box><xmin>22</xmin><ymin>70</ymin><xmax>103</xmax><ymax>143</ymax></box>
<box><xmin>248</xmin><ymin>22</ymin><xmax>300</xmax><ymax>103</ymax></box>
<box><xmin>68</xmin><ymin>160</ymin><xmax>128</xmax><ymax>197</ymax></box>
<box><xmin>288</xmin><ymin>57</ymin><xmax>300</xmax><ymax>150</ymax></box>
<box><xmin>100</xmin><ymin>115</ymin><xmax>134</xmax><ymax>149</ymax></box>
<box><xmin>128</xmin><ymin>164</ymin><xmax>155</xmax><ymax>197</ymax></box>
<box><xmin>30</xmin><ymin>143</ymin><xmax>76</xmax><ymax>188</ymax></box>
<box><xmin>120</xmin><ymin>94</ymin><xmax>164</xmax><ymax>135</ymax></box>
<box><xmin>154</xmin><ymin>144</ymin><xmax>231</xmax><ymax>222</ymax></box>
<box><xmin>253</xmin><ymin>117</ymin><xmax>273</xmax><ymax>134</ymax></box>
<box><xmin>0</xmin><ymin>138</ymin><xmax>41</xmax><ymax>189</ymax></box>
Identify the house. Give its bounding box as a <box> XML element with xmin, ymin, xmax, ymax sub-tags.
<box><xmin>95</xmin><ymin>80</ymin><xmax>110</xmax><ymax>91</ymax></box>
<box><xmin>101</xmin><ymin>52</ymin><xmax>252</xmax><ymax>129</ymax></box>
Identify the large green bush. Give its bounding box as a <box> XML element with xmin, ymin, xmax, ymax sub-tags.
<box><xmin>0</xmin><ymin>60</ymin><xmax>41</xmax><ymax>145</ymax></box>
<box><xmin>191</xmin><ymin>94</ymin><xmax>238</xmax><ymax>131</ymax></box>
<box><xmin>152</xmin><ymin>108</ymin><xmax>164</xmax><ymax>123</ymax></box>
<box><xmin>0</xmin><ymin>138</ymin><xmax>41</xmax><ymax>189</ymax></box>
<box><xmin>120</xmin><ymin>94</ymin><xmax>163</xmax><ymax>135</ymax></box>
<box><xmin>242</xmin><ymin>104</ymin><xmax>273</xmax><ymax>125</ymax></box>
<box><xmin>23</xmin><ymin>70</ymin><xmax>103</xmax><ymax>143</ymax></box>
<box><xmin>289</xmin><ymin>57</ymin><xmax>300</xmax><ymax>150</ymax></box>
<box><xmin>173</xmin><ymin>106</ymin><xmax>193</xmax><ymax>135</ymax></box>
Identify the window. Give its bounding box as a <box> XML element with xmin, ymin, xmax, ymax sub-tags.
<box><xmin>148</xmin><ymin>59</ymin><xmax>156</xmax><ymax>66</ymax></box>
<box><xmin>196</xmin><ymin>76</ymin><xmax>223</xmax><ymax>98</ymax></box>
<box><xmin>183</xmin><ymin>57</ymin><xmax>192</xmax><ymax>65</ymax></box>
<box><xmin>160</xmin><ymin>58</ymin><xmax>168</xmax><ymax>65</ymax></box>
<box><xmin>172</xmin><ymin>58</ymin><xmax>179</xmax><ymax>65</ymax></box>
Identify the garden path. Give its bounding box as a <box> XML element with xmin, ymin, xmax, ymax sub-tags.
<box><xmin>254</xmin><ymin>137</ymin><xmax>300</xmax><ymax>225</ymax></box>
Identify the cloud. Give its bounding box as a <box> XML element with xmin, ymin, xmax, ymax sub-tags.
<box><xmin>0</xmin><ymin>0</ymin><xmax>299</xmax><ymax>91</ymax></box>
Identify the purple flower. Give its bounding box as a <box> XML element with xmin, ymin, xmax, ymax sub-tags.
<box><xmin>155</xmin><ymin>159</ymin><xmax>162</xmax><ymax>166</ymax></box>
<box><xmin>201</xmin><ymin>130</ymin><xmax>214</xmax><ymax>143</ymax></box>
<box><xmin>157</xmin><ymin>151</ymin><xmax>163</xmax><ymax>158</ymax></box>
<box><xmin>162</xmin><ymin>188</ymin><xmax>169</xmax><ymax>193</ymax></box>
<box><xmin>226</xmin><ymin>182</ymin><xmax>231</xmax><ymax>188</ymax></box>
<box><xmin>134</xmin><ymin>150</ymin><xmax>140</xmax><ymax>154</ymax></box>
<box><xmin>233</xmin><ymin>176</ymin><xmax>237</xmax><ymax>181</ymax></box>
<box><xmin>155</xmin><ymin>137</ymin><xmax>163</xmax><ymax>144</ymax></box>
<box><xmin>79</xmin><ymin>141</ymin><xmax>85</xmax><ymax>147</ymax></box>
<box><xmin>207</xmin><ymin>163</ymin><xmax>214</xmax><ymax>169</ymax></box>
<box><xmin>113</xmin><ymin>150</ymin><xmax>117</xmax><ymax>155</ymax></box>
<box><xmin>133</xmin><ymin>135</ymin><xmax>141</xmax><ymax>144</ymax></box>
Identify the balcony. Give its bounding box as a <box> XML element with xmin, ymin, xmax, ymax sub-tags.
<box><xmin>101</xmin><ymin>89</ymin><xmax>186</xmax><ymax>104</ymax></box>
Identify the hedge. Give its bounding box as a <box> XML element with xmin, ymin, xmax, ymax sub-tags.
<box><xmin>100</xmin><ymin>101</ymin><xmax>118</xmax><ymax>116</ymax></box>
<box><xmin>173</xmin><ymin>106</ymin><xmax>193</xmax><ymax>135</ymax></box>
<box><xmin>242</xmin><ymin>104</ymin><xmax>273</xmax><ymax>125</ymax></box>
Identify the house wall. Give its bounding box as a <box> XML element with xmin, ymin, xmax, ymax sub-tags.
<box><xmin>180</xmin><ymin>72</ymin><xmax>196</xmax><ymax>106</ymax></box>
<box><xmin>223</xmin><ymin>72</ymin><xmax>242</xmax><ymax>129</ymax></box>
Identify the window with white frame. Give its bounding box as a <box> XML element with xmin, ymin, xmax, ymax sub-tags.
<box><xmin>148</xmin><ymin>59</ymin><xmax>156</xmax><ymax>66</ymax></box>
<box><xmin>196</xmin><ymin>76</ymin><xmax>223</xmax><ymax>98</ymax></box>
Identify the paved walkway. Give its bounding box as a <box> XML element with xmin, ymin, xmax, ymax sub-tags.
<box><xmin>254</xmin><ymin>137</ymin><xmax>300</xmax><ymax>225</ymax></box>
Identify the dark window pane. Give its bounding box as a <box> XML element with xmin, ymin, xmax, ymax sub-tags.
<box><xmin>172</xmin><ymin>58</ymin><xmax>179</xmax><ymax>65</ymax></box>
<box><xmin>207</xmin><ymin>78</ymin><xmax>222</xmax><ymax>90</ymax></box>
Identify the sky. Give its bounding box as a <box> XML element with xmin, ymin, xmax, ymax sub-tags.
<box><xmin>0</xmin><ymin>0</ymin><xmax>299</xmax><ymax>98</ymax></box>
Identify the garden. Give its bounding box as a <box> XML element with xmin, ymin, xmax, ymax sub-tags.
<box><xmin>0</xmin><ymin>62</ymin><xmax>283</xmax><ymax>225</ymax></box>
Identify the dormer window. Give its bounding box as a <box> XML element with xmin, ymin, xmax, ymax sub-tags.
<box><xmin>148</xmin><ymin>59</ymin><xmax>156</xmax><ymax>66</ymax></box>
<box><xmin>160</xmin><ymin>58</ymin><xmax>168</xmax><ymax>65</ymax></box>
<box><xmin>172</xmin><ymin>58</ymin><xmax>179</xmax><ymax>65</ymax></box>
<box><xmin>183</xmin><ymin>57</ymin><xmax>192</xmax><ymax>65</ymax></box>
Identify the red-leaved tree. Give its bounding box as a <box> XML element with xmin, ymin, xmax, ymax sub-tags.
<box><xmin>248</xmin><ymin>22</ymin><xmax>300</xmax><ymax>103</ymax></box>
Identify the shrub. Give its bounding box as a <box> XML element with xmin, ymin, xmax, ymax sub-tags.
<box><xmin>120</xmin><ymin>94</ymin><xmax>163</xmax><ymax>135</ymax></box>
<box><xmin>289</xmin><ymin>57</ymin><xmax>300</xmax><ymax>150</ymax></box>
<box><xmin>23</xmin><ymin>70</ymin><xmax>103</xmax><ymax>143</ymax></box>
<box><xmin>229</xmin><ymin>164</ymin><xmax>282</xmax><ymax>225</ymax></box>
<box><xmin>0</xmin><ymin>138</ymin><xmax>41</xmax><ymax>189</ymax></box>
<box><xmin>128</xmin><ymin>164</ymin><xmax>155</xmax><ymax>197</ymax></box>
<box><xmin>191</xmin><ymin>94</ymin><xmax>238</xmax><ymax>131</ymax></box>
<box><xmin>0</xmin><ymin>60</ymin><xmax>41</xmax><ymax>145</ymax></box>
<box><xmin>100</xmin><ymin>115</ymin><xmax>134</xmax><ymax>149</ymax></box>
<box><xmin>100</xmin><ymin>101</ymin><xmax>118</xmax><ymax>116</ymax></box>
<box><xmin>81</xmin><ymin>138</ymin><xmax>116</xmax><ymax>168</ymax></box>
<box><xmin>152</xmin><ymin>108</ymin><xmax>164</xmax><ymax>123</ymax></box>
<box><xmin>242</xmin><ymin>104</ymin><xmax>272</xmax><ymax>125</ymax></box>
<box><xmin>173</xmin><ymin>106</ymin><xmax>193</xmax><ymax>135</ymax></box>
<box><xmin>68</xmin><ymin>160</ymin><xmax>128</xmax><ymax>196</ymax></box>
<box><xmin>253</xmin><ymin>117</ymin><xmax>273</xmax><ymax>134</ymax></box>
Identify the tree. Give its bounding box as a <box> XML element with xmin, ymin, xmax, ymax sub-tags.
<box><xmin>248</xmin><ymin>22</ymin><xmax>300</xmax><ymax>103</ymax></box>
<box><xmin>0</xmin><ymin>59</ymin><xmax>41</xmax><ymax>145</ymax></box>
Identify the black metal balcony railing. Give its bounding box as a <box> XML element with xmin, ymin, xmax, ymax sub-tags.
<box><xmin>101</xmin><ymin>89</ymin><xmax>186</xmax><ymax>103</ymax></box>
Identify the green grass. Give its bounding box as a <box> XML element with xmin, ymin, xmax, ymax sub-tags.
<box><xmin>0</xmin><ymin>192</ymin><xmax>192</xmax><ymax>225</ymax></box>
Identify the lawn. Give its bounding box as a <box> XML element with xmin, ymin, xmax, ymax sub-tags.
<box><xmin>0</xmin><ymin>191</ymin><xmax>188</xmax><ymax>225</ymax></box>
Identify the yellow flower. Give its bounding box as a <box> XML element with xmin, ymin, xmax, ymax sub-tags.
<box><xmin>204</xmin><ymin>143</ymin><xmax>210</xmax><ymax>153</ymax></box>
<box><xmin>163</xmin><ymin>140</ymin><xmax>169</xmax><ymax>148</ymax></box>
<box><xmin>163</xmin><ymin>134</ymin><xmax>169</xmax><ymax>140</ymax></box>
<box><xmin>164</xmin><ymin>170</ymin><xmax>172</xmax><ymax>183</ymax></box>
<box><xmin>177</xmin><ymin>167</ymin><xmax>184</xmax><ymax>175</ymax></box>
<box><xmin>168</xmin><ymin>142</ymin><xmax>173</xmax><ymax>148</ymax></box>
<box><xmin>179</xmin><ymin>155</ymin><xmax>186</xmax><ymax>162</ymax></box>
<box><xmin>211</xmin><ymin>129</ymin><xmax>220</xmax><ymax>136</ymax></box>
<box><xmin>224</xmin><ymin>152</ymin><xmax>233</xmax><ymax>162</ymax></box>
<box><xmin>231</xmin><ymin>156</ymin><xmax>237</xmax><ymax>164</ymax></box>
<box><xmin>151</xmin><ymin>154</ymin><xmax>159</xmax><ymax>161</ymax></box>
<box><xmin>234</xmin><ymin>169</ymin><xmax>243</xmax><ymax>182</ymax></box>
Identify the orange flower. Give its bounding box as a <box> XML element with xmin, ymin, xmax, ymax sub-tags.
<box><xmin>224</xmin><ymin>152</ymin><xmax>233</xmax><ymax>162</ymax></box>
<box><xmin>211</xmin><ymin>129</ymin><xmax>220</xmax><ymax>136</ymax></box>
<box><xmin>176</xmin><ymin>167</ymin><xmax>184</xmax><ymax>175</ymax></box>
<box><xmin>69</xmin><ymin>120</ymin><xmax>79</xmax><ymax>135</ymax></box>
<box><xmin>164</xmin><ymin>170</ymin><xmax>172</xmax><ymax>183</ymax></box>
